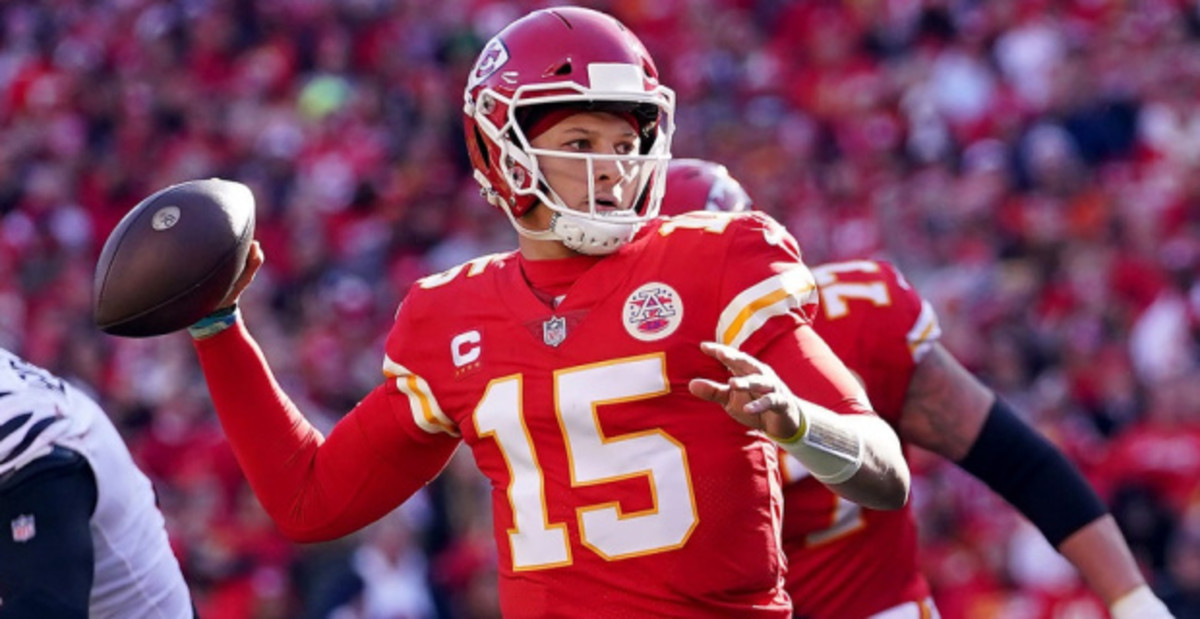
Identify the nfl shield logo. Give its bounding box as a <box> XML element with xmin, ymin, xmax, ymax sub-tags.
<box><xmin>11</xmin><ymin>514</ymin><xmax>35</xmax><ymax>543</ymax></box>
<box><xmin>543</xmin><ymin>316</ymin><xmax>567</xmax><ymax>347</ymax></box>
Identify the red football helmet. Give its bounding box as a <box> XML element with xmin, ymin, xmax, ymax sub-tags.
<box><xmin>463</xmin><ymin>7</ymin><xmax>675</xmax><ymax>254</ymax></box>
<box><xmin>661</xmin><ymin>158</ymin><xmax>753</xmax><ymax>216</ymax></box>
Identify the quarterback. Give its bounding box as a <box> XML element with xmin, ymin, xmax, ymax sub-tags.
<box><xmin>186</xmin><ymin>7</ymin><xmax>908</xmax><ymax>618</ymax></box>
<box><xmin>663</xmin><ymin>159</ymin><xmax>1173</xmax><ymax>619</ymax></box>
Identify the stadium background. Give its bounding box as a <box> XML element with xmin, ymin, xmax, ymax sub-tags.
<box><xmin>1</xmin><ymin>0</ymin><xmax>1198</xmax><ymax>617</ymax></box>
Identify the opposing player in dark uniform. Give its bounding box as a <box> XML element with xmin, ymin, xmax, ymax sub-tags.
<box><xmin>0</xmin><ymin>348</ymin><xmax>193</xmax><ymax>618</ymax></box>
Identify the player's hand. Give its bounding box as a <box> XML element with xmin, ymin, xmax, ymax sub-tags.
<box><xmin>688</xmin><ymin>342</ymin><xmax>802</xmax><ymax>440</ymax></box>
<box><xmin>216</xmin><ymin>240</ymin><xmax>264</xmax><ymax>310</ymax></box>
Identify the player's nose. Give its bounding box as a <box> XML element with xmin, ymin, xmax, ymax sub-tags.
<box><xmin>593</xmin><ymin>154</ymin><xmax>621</xmax><ymax>182</ymax></box>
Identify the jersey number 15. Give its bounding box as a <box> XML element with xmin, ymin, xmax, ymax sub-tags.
<box><xmin>474</xmin><ymin>354</ymin><xmax>699</xmax><ymax>571</ymax></box>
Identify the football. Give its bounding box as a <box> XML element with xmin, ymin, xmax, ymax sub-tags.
<box><xmin>93</xmin><ymin>178</ymin><xmax>256</xmax><ymax>337</ymax></box>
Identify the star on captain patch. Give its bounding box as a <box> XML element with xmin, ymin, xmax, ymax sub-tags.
<box><xmin>11</xmin><ymin>514</ymin><xmax>35</xmax><ymax>543</ymax></box>
<box><xmin>543</xmin><ymin>316</ymin><xmax>567</xmax><ymax>347</ymax></box>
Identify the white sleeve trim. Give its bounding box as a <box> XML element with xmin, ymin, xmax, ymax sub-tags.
<box><xmin>382</xmin><ymin>356</ymin><xmax>459</xmax><ymax>437</ymax></box>
<box><xmin>716</xmin><ymin>266</ymin><xmax>817</xmax><ymax>349</ymax></box>
<box><xmin>907</xmin><ymin>300</ymin><xmax>942</xmax><ymax>363</ymax></box>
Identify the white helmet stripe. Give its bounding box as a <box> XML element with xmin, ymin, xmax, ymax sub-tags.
<box><xmin>587</xmin><ymin>63</ymin><xmax>647</xmax><ymax>92</ymax></box>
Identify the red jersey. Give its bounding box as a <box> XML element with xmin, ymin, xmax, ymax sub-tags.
<box><xmin>383</xmin><ymin>212</ymin><xmax>826</xmax><ymax>617</ymax></box>
<box><xmin>781</xmin><ymin>259</ymin><xmax>941</xmax><ymax>618</ymax></box>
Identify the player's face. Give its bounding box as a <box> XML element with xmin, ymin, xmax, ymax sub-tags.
<box><xmin>529</xmin><ymin>111</ymin><xmax>643</xmax><ymax>214</ymax></box>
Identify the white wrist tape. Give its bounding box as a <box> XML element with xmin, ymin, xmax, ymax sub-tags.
<box><xmin>1110</xmin><ymin>585</ymin><xmax>1173</xmax><ymax>619</ymax></box>
<box><xmin>776</xmin><ymin>401</ymin><xmax>864</xmax><ymax>485</ymax></box>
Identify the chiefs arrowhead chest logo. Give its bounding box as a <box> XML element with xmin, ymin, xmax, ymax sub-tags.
<box><xmin>623</xmin><ymin>282</ymin><xmax>683</xmax><ymax>341</ymax></box>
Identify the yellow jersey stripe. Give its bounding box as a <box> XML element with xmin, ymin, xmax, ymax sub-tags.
<box><xmin>721</xmin><ymin>288</ymin><xmax>793</xmax><ymax>346</ymax></box>
<box><xmin>716</xmin><ymin>267</ymin><xmax>817</xmax><ymax>349</ymax></box>
<box><xmin>405</xmin><ymin>375</ymin><xmax>455</xmax><ymax>435</ymax></box>
<box><xmin>383</xmin><ymin>356</ymin><xmax>458</xmax><ymax>436</ymax></box>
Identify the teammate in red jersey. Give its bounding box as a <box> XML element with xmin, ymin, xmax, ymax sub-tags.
<box><xmin>180</xmin><ymin>9</ymin><xmax>910</xmax><ymax>618</ymax></box>
<box><xmin>663</xmin><ymin>159</ymin><xmax>1173</xmax><ymax>619</ymax></box>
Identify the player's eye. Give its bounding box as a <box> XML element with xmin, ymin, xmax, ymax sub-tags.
<box><xmin>614</xmin><ymin>140</ymin><xmax>636</xmax><ymax>155</ymax></box>
<box><xmin>563</xmin><ymin>138</ymin><xmax>592</xmax><ymax>151</ymax></box>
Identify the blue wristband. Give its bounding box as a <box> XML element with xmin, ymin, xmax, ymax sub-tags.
<box><xmin>188</xmin><ymin>305</ymin><xmax>239</xmax><ymax>339</ymax></box>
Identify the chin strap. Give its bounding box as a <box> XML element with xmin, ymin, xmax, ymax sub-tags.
<box><xmin>500</xmin><ymin>202</ymin><xmax>560</xmax><ymax>243</ymax></box>
<box><xmin>549</xmin><ymin>212</ymin><xmax>640</xmax><ymax>255</ymax></box>
<box><xmin>504</xmin><ymin>205</ymin><xmax>640</xmax><ymax>255</ymax></box>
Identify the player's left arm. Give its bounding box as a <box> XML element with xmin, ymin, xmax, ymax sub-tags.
<box><xmin>898</xmin><ymin>343</ymin><xmax>1172</xmax><ymax>618</ymax></box>
<box><xmin>691</xmin><ymin>330</ymin><xmax>910</xmax><ymax>511</ymax></box>
<box><xmin>688</xmin><ymin>213</ymin><xmax>908</xmax><ymax>509</ymax></box>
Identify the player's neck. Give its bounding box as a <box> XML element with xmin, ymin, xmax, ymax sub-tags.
<box><xmin>518</xmin><ymin>236</ymin><xmax>578</xmax><ymax>260</ymax></box>
<box><xmin>518</xmin><ymin>251</ymin><xmax>602</xmax><ymax>307</ymax></box>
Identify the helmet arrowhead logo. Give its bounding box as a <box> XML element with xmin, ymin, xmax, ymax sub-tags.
<box><xmin>469</xmin><ymin>39</ymin><xmax>510</xmax><ymax>90</ymax></box>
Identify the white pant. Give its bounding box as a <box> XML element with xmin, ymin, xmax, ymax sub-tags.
<box><xmin>868</xmin><ymin>597</ymin><xmax>942</xmax><ymax>619</ymax></box>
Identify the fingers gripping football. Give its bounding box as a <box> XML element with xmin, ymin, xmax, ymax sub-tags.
<box><xmin>216</xmin><ymin>240</ymin><xmax>265</xmax><ymax>311</ymax></box>
<box><xmin>688</xmin><ymin>342</ymin><xmax>802</xmax><ymax>440</ymax></box>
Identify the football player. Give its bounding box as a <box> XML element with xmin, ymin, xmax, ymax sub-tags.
<box><xmin>183</xmin><ymin>7</ymin><xmax>909</xmax><ymax>618</ymax></box>
<box><xmin>662</xmin><ymin>158</ymin><xmax>1173</xmax><ymax>619</ymax></box>
<box><xmin>0</xmin><ymin>348</ymin><xmax>194</xmax><ymax>618</ymax></box>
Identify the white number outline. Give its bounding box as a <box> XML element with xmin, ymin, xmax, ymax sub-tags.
<box><xmin>474</xmin><ymin>354</ymin><xmax>699</xmax><ymax>571</ymax></box>
<box><xmin>475</xmin><ymin>374</ymin><xmax>572</xmax><ymax>570</ymax></box>
<box><xmin>658</xmin><ymin>211</ymin><xmax>735</xmax><ymax>236</ymax></box>
<box><xmin>556</xmin><ymin>354</ymin><xmax>698</xmax><ymax>561</ymax></box>
<box><xmin>812</xmin><ymin>260</ymin><xmax>891</xmax><ymax>320</ymax></box>
<box><xmin>418</xmin><ymin>253</ymin><xmax>506</xmax><ymax>289</ymax></box>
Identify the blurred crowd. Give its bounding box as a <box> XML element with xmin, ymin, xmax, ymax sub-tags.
<box><xmin>2</xmin><ymin>0</ymin><xmax>1199</xmax><ymax>617</ymax></box>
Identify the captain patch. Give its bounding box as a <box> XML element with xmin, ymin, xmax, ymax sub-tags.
<box><xmin>624</xmin><ymin>283</ymin><xmax>683</xmax><ymax>341</ymax></box>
